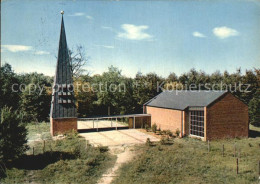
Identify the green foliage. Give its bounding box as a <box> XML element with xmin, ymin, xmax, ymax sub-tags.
<box><xmin>145</xmin><ymin>138</ymin><xmax>152</xmax><ymax>146</ymax></box>
<box><xmin>0</xmin><ymin>63</ymin><xmax>259</xmax><ymax>126</ymax></box>
<box><xmin>19</xmin><ymin>73</ymin><xmax>51</xmax><ymax>122</ymax></box>
<box><xmin>20</xmin><ymin>84</ymin><xmax>50</xmax><ymax>122</ymax></box>
<box><xmin>1</xmin><ymin>128</ymin><xmax>116</xmax><ymax>184</ymax></box>
<box><xmin>166</xmin><ymin>130</ymin><xmax>173</xmax><ymax>137</ymax></box>
<box><xmin>175</xmin><ymin>128</ymin><xmax>180</xmax><ymax>137</ymax></box>
<box><xmin>113</xmin><ymin>132</ymin><xmax>260</xmax><ymax>184</ymax></box>
<box><xmin>0</xmin><ymin>107</ymin><xmax>28</xmax><ymax>162</ymax></box>
<box><xmin>0</xmin><ymin>64</ymin><xmax>21</xmax><ymax>110</ymax></box>
<box><xmin>249</xmin><ymin>96</ymin><xmax>260</xmax><ymax>127</ymax></box>
<box><xmin>151</xmin><ymin>123</ymin><xmax>157</xmax><ymax>133</ymax></box>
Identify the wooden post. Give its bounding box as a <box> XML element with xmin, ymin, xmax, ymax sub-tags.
<box><xmin>33</xmin><ymin>147</ymin><xmax>34</xmax><ymax>156</ymax></box>
<box><xmin>208</xmin><ymin>140</ymin><xmax>210</xmax><ymax>153</ymax></box>
<box><xmin>234</xmin><ymin>144</ymin><xmax>236</xmax><ymax>157</ymax></box>
<box><xmin>222</xmin><ymin>144</ymin><xmax>224</xmax><ymax>157</ymax></box>
<box><xmin>236</xmin><ymin>158</ymin><xmax>239</xmax><ymax>174</ymax></box>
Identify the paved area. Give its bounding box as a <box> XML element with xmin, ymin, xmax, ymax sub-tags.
<box><xmin>79</xmin><ymin>129</ymin><xmax>159</xmax><ymax>146</ymax></box>
<box><xmin>78</xmin><ymin>120</ymin><xmax>127</xmax><ymax>129</ymax></box>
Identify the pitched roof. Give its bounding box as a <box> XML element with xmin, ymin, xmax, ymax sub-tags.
<box><xmin>144</xmin><ymin>90</ymin><xmax>228</xmax><ymax>110</ymax></box>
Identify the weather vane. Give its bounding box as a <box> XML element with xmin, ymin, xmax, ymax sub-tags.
<box><xmin>61</xmin><ymin>11</ymin><xmax>64</xmax><ymax>15</ymax></box>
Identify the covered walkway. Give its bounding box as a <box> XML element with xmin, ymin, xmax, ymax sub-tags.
<box><xmin>77</xmin><ymin>114</ymin><xmax>151</xmax><ymax>133</ymax></box>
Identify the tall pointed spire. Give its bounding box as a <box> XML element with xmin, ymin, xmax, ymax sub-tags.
<box><xmin>50</xmin><ymin>11</ymin><xmax>77</xmax><ymax>136</ymax></box>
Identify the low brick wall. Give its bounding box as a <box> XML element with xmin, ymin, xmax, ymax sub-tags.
<box><xmin>50</xmin><ymin>117</ymin><xmax>77</xmax><ymax>136</ymax></box>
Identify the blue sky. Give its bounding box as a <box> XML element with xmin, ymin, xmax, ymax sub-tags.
<box><xmin>1</xmin><ymin>0</ymin><xmax>260</xmax><ymax>77</ymax></box>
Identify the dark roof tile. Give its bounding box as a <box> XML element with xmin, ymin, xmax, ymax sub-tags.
<box><xmin>144</xmin><ymin>90</ymin><xmax>228</xmax><ymax>110</ymax></box>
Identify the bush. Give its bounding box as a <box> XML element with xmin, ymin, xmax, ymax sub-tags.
<box><xmin>166</xmin><ymin>130</ymin><xmax>173</xmax><ymax>137</ymax></box>
<box><xmin>151</xmin><ymin>123</ymin><xmax>157</xmax><ymax>133</ymax></box>
<box><xmin>146</xmin><ymin>138</ymin><xmax>152</xmax><ymax>146</ymax></box>
<box><xmin>0</xmin><ymin>107</ymin><xmax>28</xmax><ymax>162</ymax></box>
<box><xmin>175</xmin><ymin>129</ymin><xmax>180</xmax><ymax>137</ymax></box>
<box><xmin>160</xmin><ymin>137</ymin><xmax>169</xmax><ymax>145</ymax></box>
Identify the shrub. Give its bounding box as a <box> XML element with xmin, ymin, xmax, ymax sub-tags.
<box><xmin>99</xmin><ymin>146</ymin><xmax>109</xmax><ymax>153</ymax></box>
<box><xmin>0</xmin><ymin>107</ymin><xmax>28</xmax><ymax>162</ymax></box>
<box><xmin>175</xmin><ymin>129</ymin><xmax>180</xmax><ymax>137</ymax></box>
<box><xmin>160</xmin><ymin>137</ymin><xmax>169</xmax><ymax>145</ymax></box>
<box><xmin>146</xmin><ymin>138</ymin><xmax>152</xmax><ymax>146</ymax></box>
<box><xmin>151</xmin><ymin>123</ymin><xmax>157</xmax><ymax>133</ymax></box>
<box><xmin>161</xmin><ymin>130</ymin><xmax>167</xmax><ymax>135</ymax></box>
<box><xmin>166</xmin><ymin>130</ymin><xmax>173</xmax><ymax>137</ymax></box>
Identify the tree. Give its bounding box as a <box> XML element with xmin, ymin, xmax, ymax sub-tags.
<box><xmin>69</xmin><ymin>45</ymin><xmax>88</xmax><ymax>78</ymax></box>
<box><xmin>0</xmin><ymin>107</ymin><xmax>28</xmax><ymax>162</ymax></box>
<box><xmin>0</xmin><ymin>64</ymin><xmax>21</xmax><ymax>110</ymax></box>
<box><xmin>19</xmin><ymin>73</ymin><xmax>51</xmax><ymax>122</ymax></box>
<box><xmin>92</xmin><ymin>66</ymin><xmax>129</xmax><ymax>115</ymax></box>
<box><xmin>167</xmin><ymin>72</ymin><xmax>178</xmax><ymax>82</ymax></box>
<box><xmin>249</xmin><ymin>96</ymin><xmax>260</xmax><ymax>127</ymax></box>
<box><xmin>133</xmin><ymin>72</ymin><xmax>164</xmax><ymax>113</ymax></box>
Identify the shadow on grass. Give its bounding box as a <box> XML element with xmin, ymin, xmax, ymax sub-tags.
<box><xmin>249</xmin><ymin>130</ymin><xmax>260</xmax><ymax>138</ymax></box>
<box><xmin>6</xmin><ymin>151</ymin><xmax>75</xmax><ymax>170</ymax></box>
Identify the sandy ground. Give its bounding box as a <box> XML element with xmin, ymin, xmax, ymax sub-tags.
<box><xmin>79</xmin><ymin>128</ymin><xmax>159</xmax><ymax>184</ymax></box>
<box><xmin>97</xmin><ymin>145</ymin><xmax>136</xmax><ymax>184</ymax></box>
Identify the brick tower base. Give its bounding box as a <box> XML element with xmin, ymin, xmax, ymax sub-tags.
<box><xmin>50</xmin><ymin>117</ymin><xmax>77</xmax><ymax>136</ymax></box>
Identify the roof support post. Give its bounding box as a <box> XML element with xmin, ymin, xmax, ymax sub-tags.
<box><xmin>97</xmin><ymin>119</ymin><xmax>98</xmax><ymax>132</ymax></box>
<box><xmin>133</xmin><ymin>116</ymin><xmax>136</xmax><ymax>129</ymax></box>
<box><xmin>116</xmin><ymin>118</ymin><xmax>118</xmax><ymax>130</ymax></box>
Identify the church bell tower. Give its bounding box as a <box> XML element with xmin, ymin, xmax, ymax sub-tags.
<box><xmin>50</xmin><ymin>11</ymin><xmax>77</xmax><ymax>136</ymax></box>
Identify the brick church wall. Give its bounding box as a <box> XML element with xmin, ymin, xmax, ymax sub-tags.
<box><xmin>206</xmin><ymin>93</ymin><xmax>248</xmax><ymax>140</ymax></box>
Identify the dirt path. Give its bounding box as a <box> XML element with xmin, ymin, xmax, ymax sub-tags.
<box><xmin>97</xmin><ymin>145</ymin><xmax>136</xmax><ymax>184</ymax></box>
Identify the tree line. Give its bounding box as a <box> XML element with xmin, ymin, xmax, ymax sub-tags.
<box><xmin>0</xmin><ymin>63</ymin><xmax>259</xmax><ymax>126</ymax></box>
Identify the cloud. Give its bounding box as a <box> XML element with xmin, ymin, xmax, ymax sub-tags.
<box><xmin>192</xmin><ymin>31</ymin><xmax>206</xmax><ymax>38</ymax></box>
<box><xmin>212</xmin><ymin>26</ymin><xmax>239</xmax><ymax>39</ymax></box>
<box><xmin>68</xmin><ymin>12</ymin><xmax>85</xmax><ymax>17</ymax></box>
<box><xmin>102</xmin><ymin>45</ymin><xmax>114</xmax><ymax>49</ymax></box>
<box><xmin>86</xmin><ymin>15</ymin><xmax>93</xmax><ymax>20</ymax></box>
<box><xmin>102</xmin><ymin>26</ymin><xmax>114</xmax><ymax>31</ymax></box>
<box><xmin>2</xmin><ymin>45</ymin><xmax>32</xmax><ymax>52</ymax></box>
<box><xmin>35</xmin><ymin>51</ymin><xmax>50</xmax><ymax>55</ymax></box>
<box><xmin>68</xmin><ymin>13</ymin><xmax>93</xmax><ymax>20</ymax></box>
<box><xmin>117</xmin><ymin>24</ymin><xmax>153</xmax><ymax>40</ymax></box>
<box><xmin>94</xmin><ymin>44</ymin><xmax>114</xmax><ymax>49</ymax></box>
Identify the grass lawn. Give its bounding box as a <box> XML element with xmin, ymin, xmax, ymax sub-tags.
<box><xmin>0</xmin><ymin>122</ymin><xmax>116</xmax><ymax>184</ymax></box>
<box><xmin>113</xmin><ymin>125</ymin><xmax>260</xmax><ymax>184</ymax></box>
